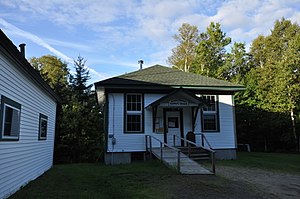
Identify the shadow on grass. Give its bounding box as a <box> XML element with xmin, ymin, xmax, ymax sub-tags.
<box><xmin>10</xmin><ymin>160</ymin><xmax>273</xmax><ymax>199</ymax></box>
<box><xmin>217</xmin><ymin>152</ymin><xmax>300</xmax><ymax>175</ymax></box>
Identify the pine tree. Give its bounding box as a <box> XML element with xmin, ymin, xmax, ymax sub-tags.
<box><xmin>70</xmin><ymin>56</ymin><xmax>92</xmax><ymax>103</ymax></box>
<box><xmin>60</xmin><ymin>56</ymin><xmax>103</xmax><ymax>162</ymax></box>
<box><xmin>219</xmin><ymin>42</ymin><xmax>252</xmax><ymax>83</ymax></box>
<box><xmin>192</xmin><ymin>22</ymin><xmax>231</xmax><ymax>77</ymax></box>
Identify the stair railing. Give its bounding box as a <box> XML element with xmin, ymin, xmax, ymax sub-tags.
<box><xmin>173</xmin><ymin>135</ymin><xmax>216</xmax><ymax>174</ymax></box>
<box><xmin>145</xmin><ymin>135</ymin><xmax>181</xmax><ymax>172</ymax></box>
<box><xmin>194</xmin><ymin>132</ymin><xmax>213</xmax><ymax>149</ymax></box>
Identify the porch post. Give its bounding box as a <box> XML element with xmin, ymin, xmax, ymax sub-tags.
<box><xmin>149</xmin><ymin>137</ymin><xmax>153</xmax><ymax>159</ymax></box>
<box><xmin>192</xmin><ymin>106</ymin><xmax>200</xmax><ymax>132</ymax></box>
<box><xmin>177</xmin><ymin>151</ymin><xmax>181</xmax><ymax>173</ymax></box>
<box><xmin>160</xmin><ymin>142</ymin><xmax>163</xmax><ymax>161</ymax></box>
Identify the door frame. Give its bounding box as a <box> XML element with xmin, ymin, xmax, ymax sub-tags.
<box><xmin>163</xmin><ymin>108</ymin><xmax>184</xmax><ymax>146</ymax></box>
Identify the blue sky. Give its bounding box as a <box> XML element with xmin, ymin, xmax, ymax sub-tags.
<box><xmin>1</xmin><ymin>0</ymin><xmax>300</xmax><ymax>84</ymax></box>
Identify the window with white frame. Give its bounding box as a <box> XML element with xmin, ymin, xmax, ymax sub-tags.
<box><xmin>200</xmin><ymin>95</ymin><xmax>219</xmax><ymax>132</ymax></box>
<box><xmin>125</xmin><ymin>94</ymin><xmax>143</xmax><ymax>133</ymax></box>
<box><xmin>39</xmin><ymin>113</ymin><xmax>48</xmax><ymax>140</ymax></box>
<box><xmin>0</xmin><ymin>96</ymin><xmax>21</xmax><ymax>140</ymax></box>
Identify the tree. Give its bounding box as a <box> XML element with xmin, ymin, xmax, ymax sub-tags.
<box><xmin>29</xmin><ymin>55</ymin><xmax>70</xmax><ymax>103</ymax></box>
<box><xmin>29</xmin><ymin>55</ymin><xmax>72</xmax><ymax>162</ymax></box>
<box><xmin>250</xmin><ymin>18</ymin><xmax>300</xmax><ymax>149</ymax></box>
<box><xmin>167</xmin><ymin>23</ymin><xmax>199</xmax><ymax>72</ymax></box>
<box><xmin>69</xmin><ymin>56</ymin><xmax>92</xmax><ymax>103</ymax></box>
<box><xmin>59</xmin><ymin>55</ymin><xmax>103</xmax><ymax>162</ymax></box>
<box><xmin>192</xmin><ymin>22</ymin><xmax>231</xmax><ymax>77</ymax></box>
<box><xmin>219</xmin><ymin>42</ymin><xmax>252</xmax><ymax>83</ymax></box>
<box><xmin>251</xmin><ymin>35</ymin><xmax>267</xmax><ymax>68</ymax></box>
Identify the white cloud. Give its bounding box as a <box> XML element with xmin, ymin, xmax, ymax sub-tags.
<box><xmin>0</xmin><ymin>18</ymin><xmax>73</xmax><ymax>63</ymax></box>
<box><xmin>1</xmin><ymin>0</ymin><xmax>299</xmax><ymax>46</ymax></box>
<box><xmin>0</xmin><ymin>17</ymin><xmax>106</xmax><ymax>80</ymax></box>
<box><xmin>2</xmin><ymin>0</ymin><xmax>125</xmax><ymax>26</ymax></box>
<box><xmin>204</xmin><ymin>0</ymin><xmax>300</xmax><ymax>44</ymax></box>
<box><xmin>45</xmin><ymin>38</ymin><xmax>93</xmax><ymax>52</ymax></box>
<box><xmin>1</xmin><ymin>0</ymin><xmax>300</xmax><ymax>81</ymax></box>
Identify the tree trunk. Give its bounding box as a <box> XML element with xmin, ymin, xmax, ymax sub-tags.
<box><xmin>290</xmin><ymin>109</ymin><xmax>298</xmax><ymax>151</ymax></box>
<box><xmin>264</xmin><ymin>133</ymin><xmax>268</xmax><ymax>152</ymax></box>
<box><xmin>184</xmin><ymin>57</ymin><xmax>188</xmax><ymax>72</ymax></box>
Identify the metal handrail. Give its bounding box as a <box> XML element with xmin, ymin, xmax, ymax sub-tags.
<box><xmin>194</xmin><ymin>132</ymin><xmax>213</xmax><ymax>149</ymax></box>
<box><xmin>145</xmin><ymin>135</ymin><xmax>181</xmax><ymax>172</ymax></box>
<box><xmin>174</xmin><ymin>134</ymin><xmax>214</xmax><ymax>152</ymax></box>
<box><xmin>173</xmin><ymin>135</ymin><xmax>216</xmax><ymax>174</ymax></box>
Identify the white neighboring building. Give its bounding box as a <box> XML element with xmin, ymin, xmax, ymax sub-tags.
<box><xmin>95</xmin><ymin>65</ymin><xmax>244</xmax><ymax>164</ymax></box>
<box><xmin>0</xmin><ymin>30</ymin><xmax>60</xmax><ymax>199</ymax></box>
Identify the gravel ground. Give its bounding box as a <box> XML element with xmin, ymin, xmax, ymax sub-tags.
<box><xmin>162</xmin><ymin>174</ymin><xmax>271</xmax><ymax>199</ymax></box>
<box><xmin>216</xmin><ymin>166</ymin><xmax>300</xmax><ymax>199</ymax></box>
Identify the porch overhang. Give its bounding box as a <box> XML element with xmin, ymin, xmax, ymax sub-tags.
<box><xmin>145</xmin><ymin>89</ymin><xmax>206</xmax><ymax>109</ymax></box>
<box><xmin>146</xmin><ymin>89</ymin><xmax>207</xmax><ymax>133</ymax></box>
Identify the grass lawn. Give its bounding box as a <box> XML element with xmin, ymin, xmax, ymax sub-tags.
<box><xmin>11</xmin><ymin>153</ymin><xmax>299</xmax><ymax>199</ymax></box>
<box><xmin>10</xmin><ymin>161</ymin><xmax>174</xmax><ymax>199</ymax></box>
<box><xmin>10</xmin><ymin>160</ymin><xmax>268</xmax><ymax>199</ymax></box>
<box><xmin>218</xmin><ymin>152</ymin><xmax>300</xmax><ymax>174</ymax></box>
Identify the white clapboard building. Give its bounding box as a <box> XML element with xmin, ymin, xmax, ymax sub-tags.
<box><xmin>95</xmin><ymin>65</ymin><xmax>244</xmax><ymax>164</ymax></box>
<box><xmin>0</xmin><ymin>30</ymin><xmax>59</xmax><ymax>199</ymax></box>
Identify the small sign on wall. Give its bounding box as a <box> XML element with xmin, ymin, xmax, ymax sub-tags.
<box><xmin>168</xmin><ymin>117</ymin><xmax>179</xmax><ymax>128</ymax></box>
<box><xmin>169</xmin><ymin>99</ymin><xmax>188</xmax><ymax>106</ymax></box>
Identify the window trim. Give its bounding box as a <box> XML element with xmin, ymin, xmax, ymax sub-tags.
<box><xmin>200</xmin><ymin>95</ymin><xmax>220</xmax><ymax>132</ymax></box>
<box><xmin>38</xmin><ymin>113</ymin><xmax>48</xmax><ymax>140</ymax></box>
<box><xmin>0</xmin><ymin>96</ymin><xmax>21</xmax><ymax>141</ymax></box>
<box><xmin>124</xmin><ymin>93</ymin><xmax>144</xmax><ymax>134</ymax></box>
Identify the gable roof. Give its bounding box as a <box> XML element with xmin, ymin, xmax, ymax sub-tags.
<box><xmin>145</xmin><ymin>89</ymin><xmax>207</xmax><ymax>109</ymax></box>
<box><xmin>0</xmin><ymin>29</ymin><xmax>60</xmax><ymax>102</ymax></box>
<box><xmin>95</xmin><ymin>65</ymin><xmax>244</xmax><ymax>91</ymax></box>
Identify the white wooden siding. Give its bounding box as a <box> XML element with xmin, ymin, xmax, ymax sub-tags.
<box><xmin>107</xmin><ymin>93</ymin><xmax>165</xmax><ymax>152</ymax></box>
<box><xmin>194</xmin><ymin>95</ymin><xmax>235</xmax><ymax>149</ymax></box>
<box><xmin>0</xmin><ymin>53</ymin><xmax>57</xmax><ymax>199</ymax></box>
<box><xmin>106</xmin><ymin>93</ymin><xmax>236</xmax><ymax>153</ymax></box>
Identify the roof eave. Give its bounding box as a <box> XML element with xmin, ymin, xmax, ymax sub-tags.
<box><xmin>173</xmin><ymin>85</ymin><xmax>245</xmax><ymax>92</ymax></box>
<box><xmin>95</xmin><ymin>83</ymin><xmax>245</xmax><ymax>92</ymax></box>
<box><xmin>0</xmin><ymin>30</ymin><xmax>61</xmax><ymax>103</ymax></box>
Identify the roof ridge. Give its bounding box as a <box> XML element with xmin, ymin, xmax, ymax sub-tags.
<box><xmin>95</xmin><ymin>64</ymin><xmax>245</xmax><ymax>91</ymax></box>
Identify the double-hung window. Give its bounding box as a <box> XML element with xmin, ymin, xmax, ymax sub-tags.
<box><xmin>200</xmin><ymin>95</ymin><xmax>219</xmax><ymax>132</ymax></box>
<box><xmin>39</xmin><ymin>114</ymin><xmax>48</xmax><ymax>140</ymax></box>
<box><xmin>0</xmin><ymin>96</ymin><xmax>21</xmax><ymax>140</ymax></box>
<box><xmin>125</xmin><ymin>94</ymin><xmax>143</xmax><ymax>133</ymax></box>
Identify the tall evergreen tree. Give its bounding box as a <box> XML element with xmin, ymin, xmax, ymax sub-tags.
<box><xmin>219</xmin><ymin>42</ymin><xmax>252</xmax><ymax>83</ymax></box>
<box><xmin>59</xmin><ymin>56</ymin><xmax>103</xmax><ymax>162</ymax></box>
<box><xmin>192</xmin><ymin>22</ymin><xmax>231</xmax><ymax>77</ymax></box>
<box><xmin>70</xmin><ymin>56</ymin><xmax>92</xmax><ymax>103</ymax></box>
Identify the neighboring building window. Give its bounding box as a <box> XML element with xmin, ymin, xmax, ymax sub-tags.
<box><xmin>39</xmin><ymin>114</ymin><xmax>48</xmax><ymax>140</ymax></box>
<box><xmin>0</xmin><ymin>96</ymin><xmax>21</xmax><ymax>140</ymax></box>
<box><xmin>200</xmin><ymin>95</ymin><xmax>219</xmax><ymax>132</ymax></box>
<box><xmin>125</xmin><ymin>94</ymin><xmax>143</xmax><ymax>133</ymax></box>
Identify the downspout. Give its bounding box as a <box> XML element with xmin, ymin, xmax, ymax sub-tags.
<box><xmin>109</xmin><ymin>94</ymin><xmax>116</xmax><ymax>164</ymax></box>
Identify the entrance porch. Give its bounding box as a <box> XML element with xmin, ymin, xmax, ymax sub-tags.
<box><xmin>146</xmin><ymin>89</ymin><xmax>207</xmax><ymax>146</ymax></box>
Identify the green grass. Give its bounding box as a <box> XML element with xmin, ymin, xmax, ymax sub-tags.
<box><xmin>10</xmin><ymin>161</ymin><xmax>175</xmax><ymax>199</ymax></box>
<box><xmin>10</xmin><ymin>158</ymin><xmax>280</xmax><ymax>199</ymax></box>
<box><xmin>218</xmin><ymin>152</ymin><xmax>300</xmax><ymax>174</ymax></box>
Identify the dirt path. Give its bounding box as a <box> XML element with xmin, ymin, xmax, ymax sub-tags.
<box><xmin>161</xmin><ymin>174</ymin><xmax>271</xmax><ymax>199</ymax></box>
<box><xmin>217</xmin><ymin>166</ymin><xmax>300</xmax><ymax>199</ymax></box>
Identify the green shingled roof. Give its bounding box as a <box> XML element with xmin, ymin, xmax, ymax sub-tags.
<box><xmin>96</xmin><ymin>65</ymin><xmax>244</xmax><ymax>91</ymax></box>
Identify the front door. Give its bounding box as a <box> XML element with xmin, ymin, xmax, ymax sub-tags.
<box><xmin>165</xmin><ymin>110</ymin><xmax>182</xmax><ymax>146</ymax></box>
